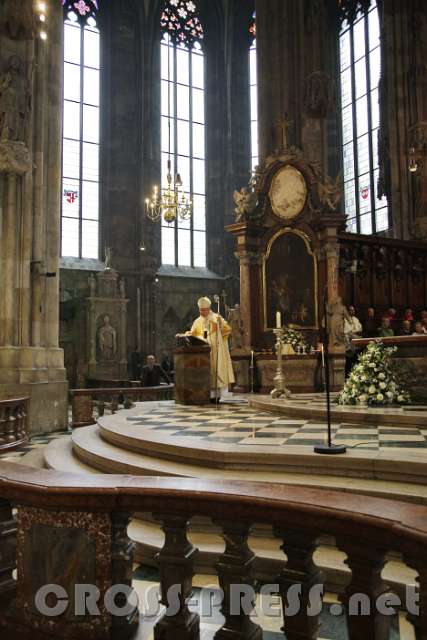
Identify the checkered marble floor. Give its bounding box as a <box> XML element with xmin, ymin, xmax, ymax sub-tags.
<box><xmin>132</xmin><ymin>564</ymin><xmax>411</xmax><ymax>640</ymax></box>
<box><xmin>0</xmin><ymin>430</ymin><xmax>70</xmax><ymax>464</ymax></box>
<box><xmin>128</xmin><ymin>404</ymin><xmax>427</xmax><ymax>452</ymax></box>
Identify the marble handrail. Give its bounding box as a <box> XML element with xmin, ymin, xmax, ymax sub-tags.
<box><xmin>0</xmin><ymin>397</ymin><xmax>29</xmax><ymax>452</ymax></box>
<box><xmin>70</xmin><ymin>385</ymin><xmax>174</xmax><ymax>428</ymax></box>
<box><xmin>0</xmin><ymin>463</ymin><xmax>425</xmax><ymax>639</ymax></box>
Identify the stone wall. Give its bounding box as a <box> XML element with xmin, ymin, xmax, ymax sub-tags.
<box><xmin>0</xmin><ymin>0</ymin><xmax>68</xmax><ymax>433</ymax></box>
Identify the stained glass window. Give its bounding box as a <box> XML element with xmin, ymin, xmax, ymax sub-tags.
<box><xmin>61</xmin><ymin>1</ymin><xmax>100</xmax><ymax>259</ymax></box>
<box><xmin>61</xmin><ymin>0</ymin><xmax>99</xmax><ymax>23</ymax></box>
<box><xmin>339</xmin><ymin>0</ymin><xmax>388</xmax><ymax>234</ymax></box>
<box><xmin>160</xmin><ymin>0</ymin><xmax>206</xmax><ymax>268</ymax></box>
<box><xmin>249</xmin><ymin>12</ymin><xmax>258</xmax><ymax>171</ymax></box>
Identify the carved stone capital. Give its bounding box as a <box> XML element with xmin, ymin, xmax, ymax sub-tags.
<box><xmin>0</xmin><ymin>141</ymin><xmax>31</xmax><ymax>175</ymax></box>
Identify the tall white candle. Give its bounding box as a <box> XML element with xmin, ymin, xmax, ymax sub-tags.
<box><xmin>251</xmin><ymin>350</ymin><xmax>254</xmax><ymax>367</ymax></box>
<box><xmin>276</xmin><ymin>311</ymin><xmax>281</xmax><ymax>328</ymax></box>
<box><xmin>321</xmin><ymin>345</ymin><xmax>325</xmax><ymax>367</ymax></box>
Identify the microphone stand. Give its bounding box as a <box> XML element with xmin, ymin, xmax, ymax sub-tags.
<box><xmin>213</xmin><ymin>294</ymin><xmax>221</xmax><ymax>408</ymax></box>
<box><xmin>314</xmin><ymin>286</ymin><xmax>346</xmax><ymax>455</ymax></box>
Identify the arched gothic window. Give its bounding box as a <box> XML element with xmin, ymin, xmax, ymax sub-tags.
<box><xmin>61</xmin><ymin>0</ymin><xmax>100</xmax><ymax>258</ymax></box>
<box><xmin>160</xmin><ymin>0</ymin><xmax>206</xmax><ymax>267</ymax></box>
<box><xmin>339</xmin><ymin>0</ymin><xmax>388</xmax><ymax>234</ymax></box>
<box><xmin>249</xmin><ymin>12</ymin><xmax>258</xmax><ymax>171</ymax></box>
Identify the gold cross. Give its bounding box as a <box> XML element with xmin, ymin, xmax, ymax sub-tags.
<box><xmin>275</xmin><ymin>114</ymin><xmax>293</xmax><ymax>150</ymax></box>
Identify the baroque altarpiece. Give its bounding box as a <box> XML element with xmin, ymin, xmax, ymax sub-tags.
<box><xmin>227</xmin><ymin>140</ymin><xmax>347</xmax><ymax>393</ymax></box>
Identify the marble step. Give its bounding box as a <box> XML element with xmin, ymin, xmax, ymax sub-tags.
<box><xmin>44</xmin><ymin>437</ymin><xmax>101</xmax><ymax>474</ymax></box>
<box><xmin>67</xmin><ymin>424</ymin><xmax>427</xmax><ymax>503</ymax></box>
<box><xmin>47</xmin><ymin>424</ymin><xmax>427</xmax><ymax>526</ymax></box>
<box><xmin>96</xmin><ymin>407</ymin><xmax>427</xmax><ymax>485</ymax></box>
<box><xmin>250</xmin><ymin>395</ymin><xmax>427</xmax><ymax>427</ymax></box>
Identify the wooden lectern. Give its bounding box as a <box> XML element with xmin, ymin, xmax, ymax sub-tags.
<box><xmin>174</xmin><ymin>336</ymin><xmax>211</xmax><ymax>405</ymax></box>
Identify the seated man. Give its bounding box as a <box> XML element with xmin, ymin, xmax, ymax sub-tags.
<box><xmin>141</xmin><ymin>355</ymin><xmax>170</xmax><ymax>387</ymax></box>
<box><xmin>400</xmin><ymin>319</ymin><xmax>413</xmax><ymax>336</ymax></box>
<box><xmin>343</xmin><ymin>305</ymin><xmax>362</xmax><ymax>377</ymax></box>
<box><xmin>364</xmin><ymin>307</ymin><xmax>377</xmax><ymax>337</ymax></box>
<box><xmin>378</xmin><ymin>316</ymin><xmax>394</xmax><ymax>337</ymax></box>
<box><xmin>413</xmin><ymin>321</ymin><xmax>427</xmax><ymax>336</ymax></box>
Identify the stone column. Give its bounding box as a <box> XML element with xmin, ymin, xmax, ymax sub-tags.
<box><xmin>239</xmin><ymin>250</ymin><xmax>263</xmax><ymax>350</ymax></box>
<box><xmin>256</xmin><ymin>0</ymin><xmax>339</xmax><ymax>171</ymax></box>
<box><xmin>44</xmin><ymin>1</ymin><xmax>63</xmax><ymax>349</ymax></box>
<box><xmin>87</xmin><ymin>301</ymin><xmax>97</xmax><ymax>367</ymax></box>
<box><xmin>119</xmin><ymin>299</ymin><xmax>129</xmax><ymax>367</ymax></box>
<box><xmin>2</xmin><ymin>174</ymin><xmax>18</xmax><ymax>346</ymax></box>
<box><xmin>31</xmin><ymin>34</ymin><xmax>47</xmax><ymax>347</ymax></box>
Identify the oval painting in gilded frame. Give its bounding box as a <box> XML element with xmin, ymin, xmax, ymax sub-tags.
<box><xmin>269</xmin><ymin>165</ymin><xmax>307</xmax><ymax>221</ymax></box>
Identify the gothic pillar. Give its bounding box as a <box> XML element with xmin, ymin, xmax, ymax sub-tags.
<box><xmin>239</xmin><ymin>250</ymin><xmax>263</xmax><ymax>350</ymax></box>
<box><xmin>1</xmin><ymin>174</ymin><xmax>18</xmax><ymax>346</ymax></box>
<box><xmin>45</xmin><ymin>1</ymin><xmax>63</xmax><ymax>350</ymax></box>
<box><xmin>256</xmin><ymin>0</ymin><xmax>339</xmax><ymax>172</ymax></box>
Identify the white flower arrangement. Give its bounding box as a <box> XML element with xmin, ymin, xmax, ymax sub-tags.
<box><xmin>338</xmin><ymin>340</ymin><xmax>410</xmax><ymax>406</ymax></box>
<box><xmin>280</xmin><ymin>326</ymin><xmax>308</xmax><ymax>351</ymax></box>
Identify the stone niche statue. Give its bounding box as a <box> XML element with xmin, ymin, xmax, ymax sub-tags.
<box><xmin>0</xmin><ymin>55</ymin><xmax>30</xmax><ymax>143</ymax></box>
<box><xmin>326</xmin><ymin>296</ymin><xmax>348</xmax><ymax>353</ymax></box>
<box><xmin>87</xmin><ymin>269</ymin><xmax>129</xmax><ymax>380</ymax></box>
<box><xmin>97</xmin><ymin>315</ymin><xmax>117</xmax><ymax>361</ymax></box>
<box><xmin>0</xmin><ymin>0</ymin><xmax>34</xmax><ymax>40</ymax></box>
<box><xmin>227</xmin><ymin>303</ymin><xmax>244</xmax><ymax>350</ymax></box>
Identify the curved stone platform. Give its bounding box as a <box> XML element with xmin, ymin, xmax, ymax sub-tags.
<box><xmin>249</xmin><ymin>393</ymin><xmax>427</xmax><ymax>427</ymax></box>
<box><xmin>83</xmin><ymin>400</ymin><xmax>427</xmax><ymax>486</ymax></box>
<box><xmin>41</xmin><ymin>400</ymin><xmax>422</xmax><ymax>594</ymax></box>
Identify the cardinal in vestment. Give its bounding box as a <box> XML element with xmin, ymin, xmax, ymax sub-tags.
<box><xmin>187</xmin><ymin>297</ymin><xmax>235</xmax><ymax>399</ymax></box>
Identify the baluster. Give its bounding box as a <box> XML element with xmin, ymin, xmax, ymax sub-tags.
<box><xmin>154</xmin><ymin>514</ymin><xmax>199</xmax><ymax>640</ymax></box>
<box><xmin>338</xmin><ymin>539</ymin><xmax>390</xmax><ymax>640</ymax></box>
<box><xmin>14</xmin><ymin>406</ymin><xmax>23</xmax><ymax>441</ymax></box>
<box><xmin>274</xmin><ymin>528</ymin><xmax>323</xmax><ymax>640</ymax></box>
<box><xmin>0</xmin><ymin>405</ymin><xmax>7</xmax><ymax>448</ymax></box>
<box><xmin>111</xmin><ymin>396</ymin><xmax>119</xmax><ymax>414</ymax></box>
<box><xmin>21</xmin><ymin>401</ymin><xmax>29</xmax><ymax>441</ymax></box>
<box><xmin>214</xmin><ymin>521</ymin><xmax>262</xmax><ymax>640</ymax></box>
<box><xmin>403</xmin><ymin>551</ymin><xmax>427</xmax><ymax>640</ymax></box>
<box><xmin>111</xmin><ymin>512</ymin><xmax>139</xmax><ymax>638</ymax></box>
<box><xmin>0</xmin><ymin>499</ymin><xmax>17</xmax><ymax>607</ymax></box>
<box><xmin>4</xmin><ymin>408</ymin><xmax>16</xmax><ymax>444</ymax></box>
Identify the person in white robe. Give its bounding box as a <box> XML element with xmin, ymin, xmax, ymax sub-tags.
<box><xmin>187</xmin><ymin>297</ymin><xmax>235</xmax><ymax>399</ymax></box>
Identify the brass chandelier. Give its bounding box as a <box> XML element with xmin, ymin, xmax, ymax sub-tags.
<box><xmin>145</xmin><ymin>36</ymin><xmax>192</xmax><ymax>224</ymax></box>
<box><xmin>145</xmin><ymin>157</ymin><xmax>192</xmax><ymax>224</ymax></box>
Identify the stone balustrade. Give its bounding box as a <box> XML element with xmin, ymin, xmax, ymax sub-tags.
<box><xmin>0</xmin><ymin>398</ymin><xmax>29</xmax><ymax>451</ymax></box>
<box><xmin>0</xmin><ymin>463</ymin><xmax>426</xmax><ymax>639</ymax></box>
<box><xmin>70</xmin><ymin>385</ymin><xmax>174</xmax><ymax>428</ymax></box>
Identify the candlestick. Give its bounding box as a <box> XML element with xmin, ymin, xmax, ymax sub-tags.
<box><xmin>276</xmin><ymin>311</ymin><xmax>281</xmax><ymax>328</ymax></box>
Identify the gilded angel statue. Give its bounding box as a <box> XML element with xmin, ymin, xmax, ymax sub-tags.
<box><xmin>318</xmin><ymin>174</ymin><xmax>342</xmax><ymax>212</ymax></box>
<box><xmin>233</xmin><ymin>186</ymin><xmax>257</xmax><ymax>222</ymax></box>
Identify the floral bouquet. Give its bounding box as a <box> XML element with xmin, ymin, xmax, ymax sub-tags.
<box><xmin>280</xmin><ymin>326</ymin><xmax>308</xmax><ymax>352</ymax></box>
<box><xmin>338</xmin><ymin>340</ymin><xmax>410</xmax><ymax>406</ymax></box>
